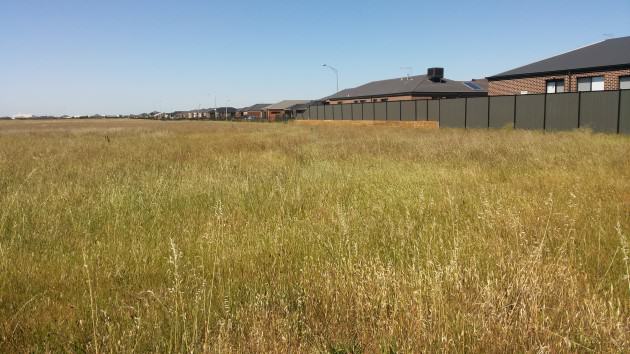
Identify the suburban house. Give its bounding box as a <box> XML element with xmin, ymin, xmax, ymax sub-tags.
<box><xmin>487</xmin><ymin>36</ymin><xmax>630</xmax><ymax>96</ymax></box>
<box><xmin>214</xmin><ymin>107</ymin><xmax>237</xmax><ymax>119</ymax></box>
<box><xmin>322</xmin><ymin>68</ymin><xmax>487</xmax><ymax>105</ymax></box>
<box><xmin>238</xmin><ymin>104</ymin><xmax>271</xmax><ymax>118</ymax></box>
<box><xmin>264</xmin><ymin>100</ymin><xmax>310</xmax><ymax>121</ymax></box>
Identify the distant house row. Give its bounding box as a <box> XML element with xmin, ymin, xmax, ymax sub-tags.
<box><xmin>152</xmin><ymin>100</ymin><xmax>310</xmax><ymax>121</ymax></box>
<box><xmin>150</xmin><ymin>36</ymin><xmax>629</xmax><ymax>122</ymax></box>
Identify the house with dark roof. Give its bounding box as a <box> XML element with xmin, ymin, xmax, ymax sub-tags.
<box><xmin>214</xmin><ymin>107</ymin><xmax>237</xmax><ymax>119</ymax></box>
<box><xmin>264</xmin><ymin>100</ymin><xmax>310</xmax><ymax>121</ymax></box>
<box><xmin>322</xmin><ymin>68</ymin><xmax>487</xmax><ymax>105</ymax></box>
<box><xmin>487</xmin><ymin>36</ymin><xmax>630</xmax><ymax>96</ymax></box>
<box><xmin>238</xmin><ymin>104</ymin><xmax>271</xmax><ymax>119</ymax></box>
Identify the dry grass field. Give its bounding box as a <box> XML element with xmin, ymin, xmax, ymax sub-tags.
<box><xmin>0</xmin><ymin>119</ymin><xmax>629</xmax><ymax>352</ymax></box>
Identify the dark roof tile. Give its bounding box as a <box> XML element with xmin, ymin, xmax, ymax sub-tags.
<box><xmin>488</xmin><ymin>36</ymin><xmax>630</xmax><ymax>79</ymax></box>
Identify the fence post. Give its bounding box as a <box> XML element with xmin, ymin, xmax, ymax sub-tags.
<box><xmin>618</xmin><ymin>90</ymin><xmax>622</xmax><ymax>134</ymax></box>
<box><xmin>543</xmin><ymin>94</ymin><xmax>547</xmax><ymax>131</ymax></box>
<box><xmin>487</xmin><ymin>96</ymin><xmax>490</xmax><ymax>128</ymax></box>
<box><xmin>464</xmin><ymin>98</ymin><xmax>468</xmax><ymax>129</ymax></box>
<box><xmin>577</xmin><ymin>92</ymin><xmax>581</xmax><ymax>129</ymax></box>
<box><xmin>513</xmin><ymin>95</ymin><xmax>517</xmax><ymax>129</ymax></box>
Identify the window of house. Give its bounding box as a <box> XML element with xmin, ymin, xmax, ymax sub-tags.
<box><xmin>577</xmin><ymin>76</ymin><xmax>605</xmax><ymax>91</ymax></box>
<box><xmin>620</xmin><ymin>76</ymin><xmax>630</xmax><ymax>90</ymax></box>
<box><xmin>380</xmin><ymin>98</ymin><xmax>388</xmax><ymax>102</ymax></box>
<box><xmin>546</xmin><ymin>79</ymin><xmax>564</xmax><ymax>93</ymax></box>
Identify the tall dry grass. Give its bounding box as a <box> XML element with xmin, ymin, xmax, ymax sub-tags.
<box><xmin>0</xmin><ymin>119</ymin><xmax>629</xmax><ymax>352</ymax></box>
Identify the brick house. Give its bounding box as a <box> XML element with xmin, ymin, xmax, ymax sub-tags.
<box><xmin>487</xmin><ymin>36</ymin><xmax>630</xmax><ymax>96</ymax></box>
<box><xmin>238</xmin><ymin>104</ymin><xmax>271</xmax><ymax>119</ymax></box>
<box><xmin>264</xmin><ymin>100</ymin><xmax>310</xmax><ymax>121</ymax></box>
<box><xmin>323</xmin><ymin>68</ymin><xmax>487</xmax><ymax>105</ymax></box>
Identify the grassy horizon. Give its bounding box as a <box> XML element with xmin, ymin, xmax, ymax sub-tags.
<box><xmin>1</xmin><ymin>119</ymin><xmax>629</xmax><ymax>352</ymax></box>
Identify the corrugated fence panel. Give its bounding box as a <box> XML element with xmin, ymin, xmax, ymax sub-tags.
<box><xmin>374</xmin><ymin>102</ymin><xmax>387</xmax><ymax>121</ymax></box>
<box><xmin>317</xmin><ymin>105</ymin><xmax>325</xmax><ymax>120</ymax></box>
<box><xmin>489</xmin><ymin>96</ymin><xmax>515</xmax><ymax>128</ymax></box>
<box><xmin>363</xmin><ymin>103</ymin><xmax>375</xmax><ymax>120</ymax></box>
<box><xmin>308</xmin><ymin>106</ymin><xmax>315</xmax><ymax>120</ymax></box>
<box><xmin>621</xmin><ymin>90</ymin><xmax>630</xmax><ymax>134</ymax></box>
<box><xmin>579</xmin><ymin>91</ymin><xmax>619</xmax><ymax>133</ymax></box>
<box><xmin>466</xmin><ymin>97</ymin><xmax>489</xmax><ymax>128</ymax></box>
<box><xmin>342</xmin><ymin>104</ymin><xmax>353</xmax><ymax>120</ymax></box>
<box><xmin>325</xmin><ymin>105</ymin><xmax>334</xmax><ymax>120</ymax></box>
<box><xmin>428</xmin><ymin>100</ymin><xmax>439</xmax><ymax>121</ymax></box>
<box><xmin>545</xmin><ymin>93</ymin><xmax>579</xmax><ymax>131</ymax></box>
<box><xmin>515</xmin><ymin>95</ymin><xmax>545</xmax><ymax>130</ymax></box>
<box><xmin>416</xmin><ymin>100</ymin><xmax>428</xmax><ymax>120</ymax></box>
<box><xmin>401</xmin><ymin>101</ymin><xmax>415</xmax><ymax>121</ymax></box>
<box><xmin>440</xmin><ymin>98</ymin><xmax>466</xmax><ymax>128</ymax></box>
<box><xmin>387</xmin><ymin>102</ymin><xmax>401</xmax><ymax>121</ymax></box>
<box><xmin>352</xmin><ymin>103</ymin><xmax>363</xmax><ymax>120</ymax></box>
<box><xmin>333</xmin><ymin>105</ymin><xmax>343</xmax><ymax>120</ymax></box>
<box><xmin>303</xmin><ymin>107</ymin><xmax>310</xmax><ymax>120</ymax></box>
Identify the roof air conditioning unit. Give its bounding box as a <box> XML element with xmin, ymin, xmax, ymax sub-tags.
<box><xmin>428</xmin><ymin>67</ymin><xmax>444</xmax><ymax>82</ymax></box>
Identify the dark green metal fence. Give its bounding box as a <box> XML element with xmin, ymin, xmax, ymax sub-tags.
<box><xmin>300</xmin><ymin>90</ymin><xmax>630</xmax><ymax>134</ymax></box>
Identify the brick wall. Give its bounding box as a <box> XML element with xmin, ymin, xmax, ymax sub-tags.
<box><xmin>488</xmin><ymin>68</ymin><xmax>630</xmax><ymax>96</ymax></box>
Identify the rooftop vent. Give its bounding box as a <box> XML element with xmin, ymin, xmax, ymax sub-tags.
<box><xmin>427</xmin><ymin>67</ymin><xmax>444</xmax><ymax>82</ymax></box>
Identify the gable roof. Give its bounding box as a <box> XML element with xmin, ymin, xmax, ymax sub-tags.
<box><xmin>323</xmin><ymin>75</ymin><xmax>487</xmax><ymax>100</ymax></box>
<box><xmin>488</xmin><ymin>36</ymin><xmax>630</xmax><ymax>80</ymax></box>
<box><xmin>265</xmin><ymin>100</ymin><xmax>310</xmax><ymax>110</ymax></box>
<box><xmin>239</xmin><ymin>103</ymin><xmax>271</xmax><ymax>112</ymax></box>
<box><xmin>214</xmin><ymin>107</ymin><xmax>237</xmax><ymax>113</ymax></box>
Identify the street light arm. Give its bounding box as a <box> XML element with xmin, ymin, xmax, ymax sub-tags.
<box><xmin>322</xmin><ymin>64</ymin><xmax>339</xmax><ymax>93</ymax></box>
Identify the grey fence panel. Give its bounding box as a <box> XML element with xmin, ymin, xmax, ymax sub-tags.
<box><xmin>342</xmin><ymin>104</ymin><xmax>353</xmax><ymax>120</ymax></box>
<box><xmin>307</xmin><ymin>106</ymin><xmax>314</xmax><ymax>120</ymax></box>
<box><xmin>416</xmin><ymin>100</ymin><xmax>428</xmax><ymax>120</ymax></box>
<box><xmin>515</xmin><ymin>95</ymin><xmax>545</xmax><ymax>130</ymax></box>
<box><xmin>579</xmin><ymin>91</ymin><xmax>619</xmax><ymax>133</ymax></box>
<box><xmin>428</xmin><ymin>100</ymin><xmax>439</xmax><ymax>121</ymax></box>
<box><xmin>303</xmin><ymin>107</ymin><xmax>310</xmax><ymax>120</ymax></box>
<box><xmin>333</xmin><ymin>105</ymin><xmax>343</xmax><ymax>120</ymax></box>
<box><xmin>621</xmin><ymin>90</ymin><xmax>630</xmax><ymax>134</ymax></box>
<box><xmin>440</xmin><ymin>98</ymin><xmax>466</xmax><ymax>128</ymax></box>
<box><xmin>489</xmin><ymin>96</ymin><xmax>515</xmax><ymax>128</ymax></box>
<box><xmin>545</xmin><ymin>93</ymin><xmax>579</xmax><ymax>131</ymax></box>
<box><xmin>374</xmin><ymin>102</ymin><xmax>387</xmax><ymax>121</ymax></box>
<box><xmin>325</xmin><ymin>105</ymin><xmax>334</xmax><ymax>120</ymax></box>
<box><xmin>317</xmin><ymin>105</ymin><xmax>325</xmax><ymax>120</ymax></box>
<box><xmin>352</xmin><ymin>103</ymin><xmax>363</xmax><ymax>120</ymax></box>
<box><xmin>401</xmin><ymin>101</ymin><xmax>415</xmax><ymax>121</ymax></box>
<box><xmin>387</xmin><ymin>102</ymin><xmax>401</xmax><ymax>121</ymax></box>
<box><xmin>466</xmin><ymin>97</ymin><xmax>489</xmax><ymax>128</ymax></box>
<box><xmin>363</xmin><ymin>102</ymin><xmax>375</xmax><ymax>120</ymax></box>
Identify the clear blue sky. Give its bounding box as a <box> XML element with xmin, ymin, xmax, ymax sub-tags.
<box><xmin>1</xmin><ymin>0</ymin><xmax>629</xmax><ymax>116</ymax></box>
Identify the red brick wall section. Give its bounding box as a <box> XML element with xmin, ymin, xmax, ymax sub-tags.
<box><xmin>488</xmin><ymin>68</ymin><xmax>630</xmax><ymax>96</ymax></box>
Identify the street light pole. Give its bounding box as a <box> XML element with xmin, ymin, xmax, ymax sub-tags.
<box><xmin>322</xmin><ymin>64</ymin><xmax>339</xmax><ymax>93</ymax></box>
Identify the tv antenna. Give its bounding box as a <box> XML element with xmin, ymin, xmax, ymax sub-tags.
<box><xmin>400</xmin><ymin>67</ymin><xmax>413</xmax><ymax>80</ymax></box>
